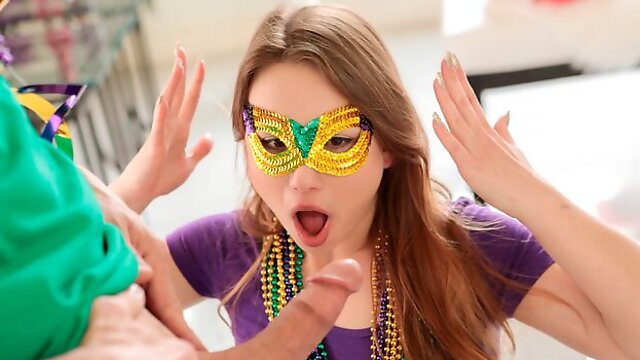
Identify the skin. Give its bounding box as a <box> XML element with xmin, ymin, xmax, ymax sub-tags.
<box><xmin>433</xmin><ymin>52</ymin><xmax>639</xmax><ymax>359</ymax></box>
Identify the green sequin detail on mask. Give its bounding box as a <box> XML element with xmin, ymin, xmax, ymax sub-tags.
<box><xmin>289</xmin><ymin>117</ymin><xmax>319</xmax><ymax>159</ymax></box>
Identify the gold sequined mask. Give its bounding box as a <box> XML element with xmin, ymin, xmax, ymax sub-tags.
<box><xmin>243</xmin><ymin>103</ymin><xmax>373</xmax><ymax>177</ymax></box>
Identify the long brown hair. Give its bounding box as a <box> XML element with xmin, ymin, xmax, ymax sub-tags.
<box><xmin>225</xmin><ymin>5</ymin><xmax>518</xmax><ymax>359</ymax></box>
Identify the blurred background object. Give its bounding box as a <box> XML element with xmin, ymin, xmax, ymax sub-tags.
<box><xmin>1</xmin><ymin>0</ymin><xmax>157</xmax><ymax>181</ymax></box>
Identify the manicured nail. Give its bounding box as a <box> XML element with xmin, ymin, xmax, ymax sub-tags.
<box><xmin>445</xmin><ymin>51</ymin><xmax>459</xmax><ymax>68</ymax></box>
<box><xmin>436</xmin><ymin>72</ymin><xmax>444</xmax><ymax>86</ymax></box>
<box><xmin>175</xmin><ymin>44</ymin><xmax>185</xmax><ymax>67</ymax></box>
<box><xmin>451</xmin><ymin>53</ymin><xmax>460</xmax><ymax>68</ymax></box>
<box><xmin>505</xmin><ymin>111</ymin><xmax>511</xmax><ymax>126</ymax></box>
<box><xmin>432</xmin><ymin>112</ymin><xmax>443</xmax><ymax>124</ymax></box>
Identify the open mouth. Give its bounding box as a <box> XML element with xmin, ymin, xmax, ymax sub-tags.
<box><xmin>292</xmin><ymin>208</ymin><xmax>330</xmax><ymax>247</ymax></box>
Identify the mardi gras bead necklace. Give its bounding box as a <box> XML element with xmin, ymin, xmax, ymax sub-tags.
<box><xmin>260</xmin><ymin>229</ymin><xmax>405</xmax><ymax>360</ymax></box>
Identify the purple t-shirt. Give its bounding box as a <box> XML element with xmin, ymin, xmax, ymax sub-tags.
<box><xmin>168</xmin><ymin>197</ymin><xmax>554</xmax><ymax>358</ymax></box>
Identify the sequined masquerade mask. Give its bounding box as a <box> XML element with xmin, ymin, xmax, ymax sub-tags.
<box><xmin>243</xmin><ymin>103</ymin><xmax>373</xmax><ymax>177</ymax></box>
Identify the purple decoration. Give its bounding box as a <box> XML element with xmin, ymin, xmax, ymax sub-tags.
<box><xmin>41</xmin><ymin>94</ymin><xmax>77</xmax><ymax>141</ymax></box>
<box><xmin>0</xmin><ymin>48</ymin><xmax>12</xmax><ymax>66</ymax></box>
<box><xmin>0</xmin><ymin>34</ymin><xmax>12</xmax><ymax>66</ymax></box>
<box><xmin>31</xmin><ymin>84</ymin><xmax>87</xmax><ymax>142</ymax></box>
<box><xmin>18</xmin><ymin>83</ymin><xmax>85</xmax><ymax>96</ymax></box>
<box><xmin>359</xmin><ymin>114</ymin><xmax>373</xmax><ymax>132</ymax></box>
<box><xmin>1</xmin><ymin>33</ymin><xmax>34</xmax><ymax>66</ymax></box>
<box><xmin>243</xmin><ymin>105</ymin><xmax>255</xmax><ymax>134</ymax></box>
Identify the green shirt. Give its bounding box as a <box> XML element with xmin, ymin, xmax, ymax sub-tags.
<box><xmin>0</xmin><ymin>77</ymin><xmax>138</xmax><ymax>359</ymax></box>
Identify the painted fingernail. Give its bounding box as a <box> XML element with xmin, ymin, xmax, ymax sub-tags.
<box><xmin>436</xmin><ymin>72</ymin><xmax>444</xmax><ymax>86</ymax></box>
<box><xmin>444</xmin><ymin>51</ymin><xmax>454</xmax><ymax>68</ymax></box>
<box><xmin>432</xmin><ymin>112</ymin><xmax>443</xmax><ymax>124</ymax></box>
<box><xmin>505</xmin><ymin>111</ymin><xmax>511</xmax><ymax>126</ymax></box>
<box><xmin>174</xmin><ymin>45</ymin><xmax>185</xmax><ymax>68</ymax></box>
<box><xmin>452</xmin><ymin>53</ymin><xmax>460</xmax><ymax>68</ymax></box>
<box><xmin>445</xmin><ymin>51</ymin><xmax>459</xmax><ymax>68</ymax></box>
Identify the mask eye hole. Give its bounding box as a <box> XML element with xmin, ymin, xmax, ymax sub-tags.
<box><xmin>258</xmin><ymin>133</ymin><xmax>287</xmax><ymax>154</ymax></box>
<box><xmin>323</xmin><ymin>127</ymin><xmax>360</xmax><ymax>153</ymax></box>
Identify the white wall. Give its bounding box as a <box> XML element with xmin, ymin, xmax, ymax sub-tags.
<box><xmin>140</xmin><ymin>0</ymin><xmax>442</xmax><ymax>67</ymax></box>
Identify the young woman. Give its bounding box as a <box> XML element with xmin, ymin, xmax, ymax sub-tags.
<box><xmin>113</xmin><ymin>4</ymin><xmax>640</xmax><ymax>359</ymax></box>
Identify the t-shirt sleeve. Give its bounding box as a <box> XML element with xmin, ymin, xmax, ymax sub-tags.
<box><xmin>453</xmin><ymin>197</ymin><xmax>555</xmax><ymax>317</ymax></box>
<box><xmin>0</xmin><ymin>77</ymin><xmax>138</xmax><ymax>359</ymax></box>
<box><xmin>167</xmin><ymin>212</ymin><xmax>259</xmax><ymax>299</ymax></box>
